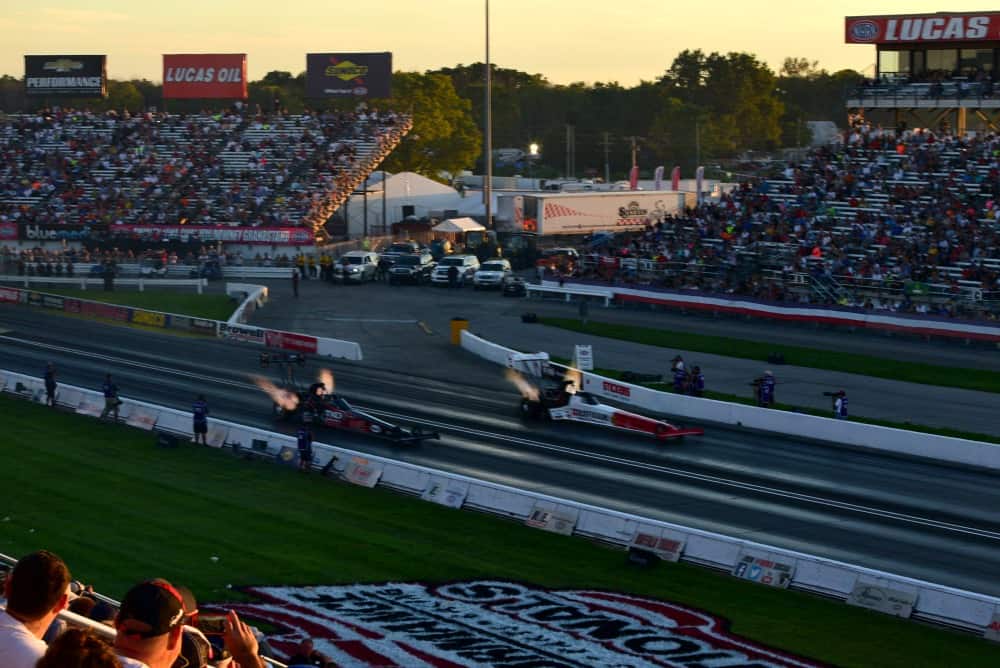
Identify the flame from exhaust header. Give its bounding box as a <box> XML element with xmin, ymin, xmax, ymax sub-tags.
<box><xmin>319</xmin><ymin>369</ymin><xmax>335</xmax><ymax>395</ymax></box>
<box><xmin>504</xmin><ymin>368</ymin><xmax>540</xmax><ymax>401</ymax></box>
<box><xmin>562</xmin><ymin>367</ymin><xmax>582</xmax><ymax>394</ymax></box>
<box><xmin>252</xmin><ymin>375</ymin><xmax>300</xmax><ymax>410</ymax></box>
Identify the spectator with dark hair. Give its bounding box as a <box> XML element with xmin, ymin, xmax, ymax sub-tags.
<box><xmin>0</xmin><ymin>549</ymin><xmax>71</xmax><ymax>668</ymax></box>
<box><xmin>37</xmin><ymin>627</ymin><xmax>122</xmax><ymax>668</ymax></box>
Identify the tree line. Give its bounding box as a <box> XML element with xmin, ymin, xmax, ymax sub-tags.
<box><xmin>0</xmin><ymin>52</ymin><xmax>863</xmax><ymax>182</ymax></box>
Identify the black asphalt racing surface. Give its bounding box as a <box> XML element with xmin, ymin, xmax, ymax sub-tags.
<box><xmin>1</xmin><ymin>306</ymin><xmax>999</xmax><ymax>597</ymax></box>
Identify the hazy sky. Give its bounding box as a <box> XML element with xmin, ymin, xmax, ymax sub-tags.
<box><xmin>2</xmin><ymin>1</ymin><xmax>997</xmax><ymax>85</ymax></box>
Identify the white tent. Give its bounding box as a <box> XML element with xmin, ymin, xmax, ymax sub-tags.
<box><xmin>340</xmin><ymin>171</ymin><xmax>488</xmax><ymax>237</ymax></box>
<box><xmin>432</xmin><ymin>217</ymin><xmax>485</xmax><ymax>233</ymax></box>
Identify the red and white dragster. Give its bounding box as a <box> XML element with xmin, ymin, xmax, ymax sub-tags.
<box><xmin>518</xmin><ymin>380</ymin><xmax>703</xmax><ymax>441</ymax></box>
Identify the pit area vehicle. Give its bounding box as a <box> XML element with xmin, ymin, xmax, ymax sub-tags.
<box><xmin>261</xmin><ymin>352</ymin><xmax>439</xmax><ymax>444</ymax></box>
<box><xmin>519</xmin><ymin>380</ymin><xmax>702</xmax><ymax>441</ymax></box>
<box><xmin>333</xmin><ymin>251</ymin><xmax>379</xmax><ymax>283</ymax></box>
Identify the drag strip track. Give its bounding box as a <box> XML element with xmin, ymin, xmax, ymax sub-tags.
<box><xmin>2</xmin><ymin>310</ymin><xmax>1000</xmax><ymax>595</ymax></box>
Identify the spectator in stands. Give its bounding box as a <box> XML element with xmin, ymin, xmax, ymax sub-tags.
<box><xmin>37</xmin><ymin>627</ymin><xmax>122</xmax><ymax>668</ymax></box>
<box><xmin>192</xmin><ymin>395</ymin><xmax>209</xmax><ymax>446</ymax></box>
<box><xmin>44</xmin><ymin>362</ymin><xmax>57</xmax><ymax>407</ymax></box>
<box><xmin>0</xmin><ymin>549</ymin><xmax>71</xmax><ymax>668</ymax></box>
<box><xmin>286</xmin><ymin>638</ymin><xmax>331</xmax><ymax>667</ymax></box>
<box><xmin>113</xmin><ymin>579</ymin><xmax>188</xmax><ymax>668</ymax></box>
<box><xmin>101</xmin><ymin>374</ymin><xmax>121</xmax><ymax>421</ymax></box>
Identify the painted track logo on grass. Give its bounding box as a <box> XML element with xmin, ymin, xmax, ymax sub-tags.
<box><xmin>226</xmin><ymin>581</ymin><xmax>823</xmax><ymax>667</ymax></box>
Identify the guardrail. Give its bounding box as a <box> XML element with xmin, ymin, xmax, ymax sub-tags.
<box><xmin>459</xmin><ymin>329</ymin><xmax>1000</xmax><ymax>472</ymax></box>
<box><xmin>0</xmin><ymin>275</ymin><xmax>207</xmax><ymax>293</ymax></box>
<box><xmin>525</xmin><ymin>283</ymin><xmax>614</xmax><ymax>306</ymax></box>
<box><xmin>554</xmin><ymin>279</ymin><xmax>1000</xmax><ymax>343</ymax></box>
<box><xmin>3</xmin><ymin>369</ymin><xmax>996</xmax><ymax>640</ymax></box>
<box><xmin>0</xmin><ymin>285</ymin><xmax>363</xmax><ymax>361</ymax></box>
<box><xmin>226</xmin><ymin>283</ymin><xmax>269</xmax><ymax>325</ymax></box>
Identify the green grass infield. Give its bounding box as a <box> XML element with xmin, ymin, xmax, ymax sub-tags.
<box><xmin>0</xmin><ymin>396</ymin><xmax>997</xmax><ymax>666</ymax></box>
<box><xmin>540</xmin><ymin>317</ymin><xmax>1000</xmax><ymax>394</ymax></box>
<box><xmin>31</xmin><ymin>288</ymin><xmax>235</xmax><ymax>322</ymax></box>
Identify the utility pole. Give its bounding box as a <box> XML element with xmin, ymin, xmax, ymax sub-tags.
<box><xmin>484</xmin><ymin>0</ymin><xmax>493</xmax><ymax>228</ymax></box>
<box><xmin>629</xmin><ymin>136</ymin><xmax>639</xmax><ymax>167</ymax></box>
<box><xmin>565</xmin><ymin>124</ymin><xmax>576</xmax><ymax>179</ymax></box>
<box><xmin>602</xmin><ymin>132</ymin><xmax>611</xmax><ymax>183</ymax></box>
<box><xmin>695</xmin><ymin>120</ymin><xmax>701</xmax><ymax>167</ymax></box>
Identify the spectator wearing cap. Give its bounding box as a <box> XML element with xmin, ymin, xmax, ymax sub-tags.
<box><xmin>0</xmin><ymin>549</ymin><xmax>71</xmax><ymax>668</ymax></box>
<box><xmin>37</xmin><ymin>627</ymin><xmax>122</xmax><ymax>668</ymax></box>
<box><xmin>113</xmin><ymin>579</ymin><xmax>189</xmax><ymax>668</ymax></box>
<box><xmin>833</xmin><ymin>390</ymin><xmax>848</xmax><ymax>419</ymax></box>
<box><xmin>286</xmin><ymin>638</ymin><xmax>331</xmax><ymax>667</ymax></box>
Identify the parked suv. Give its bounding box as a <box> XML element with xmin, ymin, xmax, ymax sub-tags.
<box><xmin>388</xmin><ymin>252</ymin><xmax>436</xmax><ymax>284</ymax></box>
<box><xmin>431</xmin><ymin>255</ymin><xmax>480</xmax><ymax>286</ymax></box>
<box><xmin>333</xmin><ymin>251</ymin><xmax>379</xmax><ymax>283</ymax></box>
<box><xmin>473</xmin><ymin>258</ymin><xmax>512</xmax><ymax>289</ymax></box>
<box><xmin>380</xmin><ymin>241</ymin><xmax>420</xmax><ymax>268</ymax></box>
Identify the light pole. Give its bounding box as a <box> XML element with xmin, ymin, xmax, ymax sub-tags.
<box><xmin>484</xmin><ymin>0</ymin><xmax>493</xmax><ymax>229</ymax></box>
<box><xmin>528</xmin><ymin>142</ymin><xmax>539</xmax><ymax>189</ymax></box>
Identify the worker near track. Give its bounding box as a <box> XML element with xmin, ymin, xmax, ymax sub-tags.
<box><xmin>320</xmin><ymin>253</ymin><xmax>333</xmax><ymax>282</ymax></box>
<box><xmin>43</xmin><ymin>362</ymin><xmax>57</xmax><ymax>408</ymax></box>
<box><xmin>833</xmin><ymin>390</ymin><xmax>848</xmax><ymax>419</ymax></box>
<box><xmin>672</xmin><ymin>365</ymin><xmax>688</xmax><ymax>393</ymax></box>
<box><xmin>192</xmin><ymin>394</ymin><xmax>209</xmax><ymax>445</ymax></box>
<box><xmin>291</xmin><ymin>267</ymin><xmax>300</xmax><ymax>298</ymax></box>
<box><xmin>755</xmin><ymin>370</ymin><xmax>776</xmax><ymax>408</ymax></box>
<box><xmin>100</xmin><ymin>373</ymin><xmax>120</xmax><ymax>421</ymax></box>
<box><xmin>688</xmin><ymin>366</ymin><xmax>705</xmax><ymax>397</ymax></box>
<box><xmin>296</xmin><ymin>425</ymin><xmax>313</xmax><ymax>473</ymax></box>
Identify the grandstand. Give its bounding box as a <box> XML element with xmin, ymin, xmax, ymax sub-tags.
<box><xmin>570</xmin><ymin>127</ymin><xmax>1000</xmax><ymax>319</ymax></box>
<box><xmin>0</xmin><ymin>108</ymin><xmax>411</xmax><ymax>241</ymax></box>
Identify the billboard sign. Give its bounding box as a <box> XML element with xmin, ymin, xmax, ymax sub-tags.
<box><xmin>845</xmin><ymin>13</ymin><xmax>998</xmax><ymax>44</ymax></box>
<box><xmin>25</xmin><ymin>55</ymin><xmax>106</xmax><ymax>97</ymax></box>
<box><xmin>306</xmin><ymin>52</ymin><xmax>392</xmax><ymax>98</ymax></box>
<box><xmin>163</xmin><ymin>54</ymin><xmax>248</xmax><ymax>99</ymax></box>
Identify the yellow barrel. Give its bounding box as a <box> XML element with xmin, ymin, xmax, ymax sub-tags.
<box><xmin>450</xmin><ymin>317</ymin><xmax>469</xmax><ymax>345</ymax></box>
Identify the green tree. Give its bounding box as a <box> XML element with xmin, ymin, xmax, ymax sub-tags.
<box><xmin>377</xmin><ymin>71</ymin><xmax>481</xmax><ymax>181</ymax></box>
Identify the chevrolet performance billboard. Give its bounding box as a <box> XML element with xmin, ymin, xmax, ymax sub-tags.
<box><xmin>25</xmin><ymin>55</ymin><xmax>107</xmax><ymax>97</ymax></box>
<box><xmin>306</xmin><ymin>52</ymin><xmax>392</xmax><ymax>98</ymax></box>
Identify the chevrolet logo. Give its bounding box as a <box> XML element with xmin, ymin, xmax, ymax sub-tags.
<box><xmin>325</xmin><ymin>60</ymin><xmax>368</xmax><ymax>81</ymax></box>
<box><xmin>42</xmin><ymin>58</ymin><xmax>84</xmax><ymax>73</ymax></box>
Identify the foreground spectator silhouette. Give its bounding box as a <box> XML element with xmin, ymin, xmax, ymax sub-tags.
<box><xmin>37</xmin><ymin>627</ymin><xmax>122</xmax><ymax>668</ymax></box>
<box><xmin>0</xmin><ymin>549</ymin><xmax>71</xmax><ymax>668</ymax></box>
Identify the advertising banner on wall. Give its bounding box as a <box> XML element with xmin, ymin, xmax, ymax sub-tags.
<box><xmin>845</xmin><ymin>13</ymin><xmax>998</xmax><ymax>44</ymax></box>
<box><xmin>25</xmin><ymin>55</ymin><xmax>107</xmax><ymax>97</ymax></box>
<box><xmin>306</xmin><ymin>52</ymin><xmax>392</xmax><ymax>98</ymax></box>
<box><xmin>115</xmin><ymin>225</ymin><xmax>314</xmax><ymax>245</ymax></box>
<box><xmin>163</xmin><ymin>54</ymin><xmax>248</xmax><ymax>99</ymax></box>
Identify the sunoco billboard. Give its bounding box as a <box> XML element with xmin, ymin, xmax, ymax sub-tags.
<box><xmin>25</xmin><ymin>55</ymin><xmax>107</xmax><ymax>97</ymax></box>
<box><xmin>306</xmin><ymin>52</ymin><xmax>392</xmax><ymax>98</ymax></box>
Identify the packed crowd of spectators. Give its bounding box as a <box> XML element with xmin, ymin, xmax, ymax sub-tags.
<box><xmin>0</xmin><ymin>106</ymin><xmax>411</xmax><ymax>233</ymax></box>
<box><xmin>855</xmin><ymin>68</ymin><xmax>996</xmax><ymax>100</ymax></box>
<box><xmin>573</xmin><ymin>125</ymin><xmax>1000</xmax><ymax>319</ymax></box>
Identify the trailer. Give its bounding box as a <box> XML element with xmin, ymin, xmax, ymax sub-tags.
<box><xmin>497</xmin><ymin>191</ymin><xmax>690</xmax><ymax>236</ymax></box>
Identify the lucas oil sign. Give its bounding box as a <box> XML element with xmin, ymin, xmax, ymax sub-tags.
<box><xmin>162</xmin><ymin>54</ymin><xmax>248</xmax><ymax>99</ymax></box>
<box><xmin>227</xmin><ymin>581</ymin><xmax>821</xmax><ymax>667</ymax></box>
